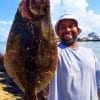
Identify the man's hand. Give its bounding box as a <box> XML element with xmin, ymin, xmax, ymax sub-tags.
<box><xmin>37</xmin><ymin>86</ymin><xmax>49</xmax><ymax>100</ymax></box>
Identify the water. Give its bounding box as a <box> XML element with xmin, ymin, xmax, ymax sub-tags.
<box><xmin>0</xmin><ymin>42</ymin><xmax>6</xmax><ymax>54</ymax></box>
<box><xmin>78</xmin><ymin>41</ymin><xmax>100</xmax><ymax>61</ymax></box>
<box><xmin>0</xmin><ymin>41</ymin><xmax>100</xmax><ymax>61</ymax></box>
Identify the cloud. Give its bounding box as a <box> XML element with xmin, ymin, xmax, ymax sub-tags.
<box><xmin>0</xmin><ymin>20</ymin><xmax>12</xmax><ymax>25</ymax></box>
<box><xmin>50</xmin><ymin>0</ymin><xmax>100</xmax><ymax>37</ymax></box>
<box><xmin>0</xmin><ymin>20</ymin><xmax>12</xmax><ymax>42</ymax></box>
<box><xmin>0</xmin><ymin>0</ymin><xmax>100</xmax><ymax>43</ymax></box>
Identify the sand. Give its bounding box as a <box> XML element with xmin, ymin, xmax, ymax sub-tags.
<box><xmin>0</xmin><ymin>63</ymin><xmax>23</xmax><ymax>100</ymax></box>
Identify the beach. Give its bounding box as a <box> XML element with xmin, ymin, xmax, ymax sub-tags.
<box><xmin>0</xmin><ymin>57</ymin><xmax>23</xmax><ymax>100</ymax></box>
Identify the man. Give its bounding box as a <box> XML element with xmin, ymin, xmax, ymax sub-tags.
<box><xmin>48</xmin><ymin>14</ymin><xmax>100</xmax><ymax>100</ymax></box>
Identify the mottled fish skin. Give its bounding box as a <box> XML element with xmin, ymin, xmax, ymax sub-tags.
<box><xmin>4</xmin><ymin>0</ymin><xmax>58</xmax><ymax>99</ymax></box>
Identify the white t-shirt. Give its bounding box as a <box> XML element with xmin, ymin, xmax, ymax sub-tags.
<box><xmin>48</xmin><ymin>43</ymin><xmax>100</xmax><ymax>100</ymax></box>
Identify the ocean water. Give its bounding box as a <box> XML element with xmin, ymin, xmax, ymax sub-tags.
<box><xmin>0</xmin><ymin>41</ymin><xmax>100</xmax><ymax>61</ymax></box>
<box><xmin>78</xmin><ymin>41</ymin><xmax>100</xmax><ymax>61</ymax></box>
<box><xmin>0</xmin><ymin>42</ymin><xmax>6</xmax><ymax>54</ymax></box>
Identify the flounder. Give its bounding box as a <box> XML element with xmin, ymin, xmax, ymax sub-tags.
<box><xmin>4</xmin><ymin>0</ymin><xmax>58</xmax><ymax>99</ymax></box>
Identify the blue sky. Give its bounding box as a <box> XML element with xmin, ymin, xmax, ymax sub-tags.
<box><xmin>86</xmin><ymin>0</ymin><xmax>100</xmax><ymax>14</ymax></box>
<box><xmin>0</xmin><ymin>0</ymin><xmax>20</xmax><ymax>20</ymax></box>
<box><xmin>0</xmin><ymin>0</ymin><xmax>100</xmax><ymax>42</ymax></box>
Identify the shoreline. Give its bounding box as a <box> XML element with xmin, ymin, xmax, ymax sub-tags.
<box><xmin>0</xmin><ymin>54</ymin><xmax>23</xmax><ymax>100</ymax></box>
<box><xmin>77</xmin><ymin>40</ymin><xmax>100</xmax><ymax>42</ymax></box>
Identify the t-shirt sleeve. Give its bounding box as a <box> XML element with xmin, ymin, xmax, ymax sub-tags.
<box><xmin>94</xmin><ymin>54</ymin><xmax>100</xmax><ymax>92</ymax></box>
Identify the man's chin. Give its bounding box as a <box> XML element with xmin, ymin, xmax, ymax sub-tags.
<box><xmin>61</xmin><ymin>40</ymin><xmax>74</xmax><ymax>46</ymax></box>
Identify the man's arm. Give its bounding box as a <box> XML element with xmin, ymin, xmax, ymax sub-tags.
<box><xmin>97</xmin><ymin>84</ymin><xmax>100</xmax><ymax>99</ymax></box>
<box><xmin>94</xmin><ymin>54</ymin><xmax>100</xmax><ymax>99</ymax></box>
<box><xmin>98</xmin><ymin>92</ymin><xmax>100</xmax><ymax>98</ymax></box>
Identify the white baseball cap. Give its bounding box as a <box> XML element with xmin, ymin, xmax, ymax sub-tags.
<box><xmin>55</xmin><ymin>14</ymin><xmax>82</xmax><ymax>34</ymax></box>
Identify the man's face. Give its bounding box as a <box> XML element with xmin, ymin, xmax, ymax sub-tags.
<box><xmin>58</xmin><ymin>19</ymin><xmax>80</xmax><ymax>46</ymax></box>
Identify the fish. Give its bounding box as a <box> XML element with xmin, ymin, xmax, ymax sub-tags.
<box><xmin>4</xmin><ymin>0</ymin><xmax>58</xmax><ymax>99</ymax></box>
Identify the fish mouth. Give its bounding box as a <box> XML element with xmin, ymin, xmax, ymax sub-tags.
<box><xmin>19</xmin><ymin>0</ymin><xmax>50</xmax><ymax>19</ymax></box>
